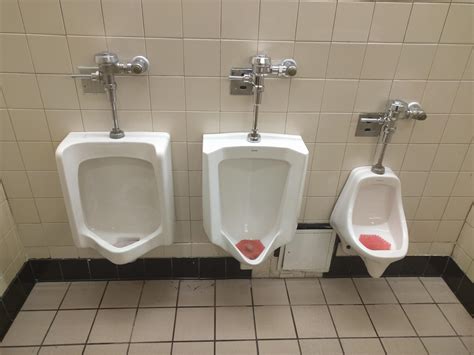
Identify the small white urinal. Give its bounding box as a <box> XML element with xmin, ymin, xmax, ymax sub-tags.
<box><xmin>202</xmin><ymin>133</ymin><xmax>308</xmax><ymax>265</ymax></box>
<box><xmin>56</xmin><ymin>132</ymin><xmax>174</xmax><ymax>264</ymax></box>
<box><xmin>330</xmin><ymin>166</ymin><xmax>408</xmax><ymax>278</ymax></box>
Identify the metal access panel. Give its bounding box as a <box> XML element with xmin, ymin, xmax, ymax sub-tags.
<box><xmin>356</xmin><ymin>113</ymin><xmax>383</xmax><ymax>137</ymax></box>
<box><xmin>229</xmin><ymin>68</ymin><xmax>254</xmax><ymax>95</ymax></box>
<box><xmin>77</xmin><ymin>67</ymin><xmax>104</xmax><ymax>94</ymax></box>
<box><xmin>282</xmin><ymin>230</ymin><xmax>336</xmax><ymax>271</ymax></box>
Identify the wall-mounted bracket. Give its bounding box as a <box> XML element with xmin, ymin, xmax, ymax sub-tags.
<box><xmin>229</xmin><ymin>68</ymin><xmax>254</xmax><ymax>95</ymax></box>
<box><xmin>356</xmin><ymin>113</ymin><xmax>383</xmax><ymax>137</ymax></box>
<box><xmin>75</xmin><ymin>67</ymin><xmax>104</xmax><ymax>94</ymax></box>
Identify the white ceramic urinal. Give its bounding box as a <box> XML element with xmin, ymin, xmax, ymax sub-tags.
<box><xmin>56</xmin><ymin>132</ymin><xmax>174</xmax><ymax>264</ymax></box>
<box><xmin>202</xmin><ymin>133</ymin><xmax>308</xmax><ymax>265</ymax></box>
<box><xmin>330</xmin><ymin>166</ymin><xmax>408</xmax><ymax>277</ymax></box>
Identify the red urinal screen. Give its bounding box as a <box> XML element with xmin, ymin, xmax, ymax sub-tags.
<box><xmin>359</xmin><ymin>234</ymin><xmax>391</xmax><ymax>250</ymax></box>
<box><xmin>236</xmin><ymin>240</ymin><xmax>265</xmax><ymax>260</ymax></box>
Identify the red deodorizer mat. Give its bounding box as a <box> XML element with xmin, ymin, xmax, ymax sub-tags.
<box><xmin>236</xmin><ymin>240</ymin><xmax>265</xmax><ymax>260</ymax></box>
<box><xmin>359</xmin><ymin>234</ymin><xmax>391</xmax><ymax>250</ymax></box>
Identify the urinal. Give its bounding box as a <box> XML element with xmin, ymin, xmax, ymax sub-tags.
<box><xmin>202</xmin><ymin>133</ymin><xmax>308</xmax><ymax>265</ymax></box>
<box><xmin>330</xmin><ymin>166</ymin><xmax>408</xmax><ymax>277</ymax></box>
<box><xmin>56</xmin><ymin>132</ymin><xmax>174</xmax><ymax>264</ymax></box>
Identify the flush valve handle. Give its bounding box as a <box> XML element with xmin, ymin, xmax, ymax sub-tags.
<box><xmin>282</xmin><ymin>59</ymin><xmax>297</xmax><ymax>77</ymax></box>
<box><xmin>130</xmin><ymin>56</ymin><xmax>149</xmax><ymax>74</ymax></box>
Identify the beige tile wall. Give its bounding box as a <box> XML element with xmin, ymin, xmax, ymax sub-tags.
<box><xmin>0</xmin><ymin>182</ymin><xmax>26</xmax><ymax>295</ymax></box>
<box><xmin>452</xmin><ymin>204</ymin><xmax>474</xmax><ymax>281</ymax></box>
<box><xmin>0</xmin><ymin>0</ymin><xmax>472</xmax><ymax>260</ymax></box>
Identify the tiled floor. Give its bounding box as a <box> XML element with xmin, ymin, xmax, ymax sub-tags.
<box><xmin>0</xmin><ymin>277</ymin><xmax>472</xmax><ymax>354</ymax></box>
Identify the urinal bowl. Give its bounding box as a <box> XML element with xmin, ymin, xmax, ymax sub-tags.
<box><xmin>56</xmin><ymin>132</ymin><xmax>174</xmax><ymax>264</ymax></box>
<box><xmin>203</xmin><ymin>133</ymin><xmax>308</xmax><ymax>265</ymax></box>
<box><xmin>330</xmin><ymin>166</ymin><xmax>408</xmax><ymax>278</ymax></box>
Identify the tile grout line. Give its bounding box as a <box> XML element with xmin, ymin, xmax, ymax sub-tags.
<box><xmin>81</xmin><ymin>280</ymin><xmax>108</xmax><ymax>354</ymax></box>
<box><xmin>249</xmin><ymin>279</ymin><xmax>259</xmax><ymax>355</ymax></box>
<box><xmin>126</xmin><ymin>280</ymin><xmax>146</xmax><ymax>353</ymax></box>
<box><xmin>169</xmin><ymin>279</ymin><xmax>181</xmax><ymax>354</ymax></box>
<box><xmin>283</xmin><ymin>279</ymin><xmax>302</xmax><ymax>355</ymax></box>
<box><xmin>317</xmin><ymin>278</ymin><xmax>344</xmax><ymax>353</ymax></box>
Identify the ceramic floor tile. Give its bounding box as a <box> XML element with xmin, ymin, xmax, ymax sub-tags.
<box><xmin>60</xmin><ymin>282</ymin><xmax>106</xmax><ymax>309</ymax></box>
<box><xmin>286</xmin><ymin>279</ymin><xmax>325</xmax><ymax>305</ymax></box>
<box><xmin>172</xmin><ymin>342</ymin><xmax>214</xmax><ymax>355</ymax></box>
<box><xmin>178</xmin><ymin>280</ymin><xmax>215</xmax><ymax>306</ymax></box>
<box><xmin>403</xmin><ymin>304</ymin><xmax>456</xmax><ymax>336</ymax></box>
<box><xmin>100</xmin><ymin>281</ymin><xmax>143</xmax><ymax>308</ymax></box>
<box><xmin>366</xmin><ymin>304</ymin><xmax>416</xmax><ymax>337</ymax></box>
<box><xmin>340</xmin><ymin>338</ymin><xmax>385</xmax><ymax>355</ymax></box>
<box><xmin>252</xmin><ymin>279</ymin><xmax>289</xmax><ymax>305</ymax></box>
<box><xmin>320</xmin><ymin>278</ymin><xmax>361</xmax><ymax>304</ymax></box>
<box><xmin>300</xmin><ymin>339</ymin><xmax>343</xmax><ymax>355</ymax></box>
<box><xmin>254</xmin><ymin>306</ymin><xmax>296</xmax><ymax>339</ymax></box>
<box><xmin>128</xmin><ymin>343</ymin><xmax>172</xmax><ymax>355</ymax></box>
<box><xmin>216</xmin><ymin>306</ymin><xmax>255</xmax><ymax>340</ymax></box>
<box><xmin>131</xmin><ymin>308</ymin><xmax>175</xmax><ymax>342</ymax></box>
<box><xmin>2</xmin><ymin>311</ymin><xmax>56</xmax><ymax>346</ymax></box>
<box><xmin>174</xmin><ymin>307</ymin><xmax>214</xmax><ymax>341</ymax></box>
<box><xmin>258</xmin><ymin>340</ymin><xmax>300</xmax><ymax>355</ymax></box>
<box><xmin>420</xmin><ymin>277</ymin><xmax>459</xmax><ymax>303</ymax></box>
<box><xmin>88</xmin><ymin>308</ymin><xmax>136</xmax><ymax>343</ymax></box>
<box><xmin>39</xmin><ymin>345</ymin><xmax>84</xmax><ymax>354</ymax></box>
<box><xmin>438</xmin><ymin>303</ymin><xmax>474</xmax><ymax>336</ymax></box>
<box><xmin>216</xmin><ymin>341</ymin><xmax>258</xmax><ymax>355</ymax></box>
<box><xmin>387</xmin><ymin>278</ymin><xmax>433</xmax><ymax>303</ymax></box>
<box><xmin>329</xmin><ymin>305</ymin><xmax>377</xmax><ymax>338</ymax></box>
<box><xmin>216</xmin><ymin>279</ymin><xmax>252</xmax><ymax>306</ymax></box>
<box><xmin>292</xmin><ymin>305</ymin><xmax>337</xmax><ymax>338</ymax></box>
<box><xmin>43</xmin><ymin>310</ymin><xmax>96</xmax><ymax>345</ymax></box>
<box><xmin>83</xmin><ymin>344</ymin><xmax>128</xmax><ymax>355</ymax></box>
<box><xmin>381</xmin><ymin>337</ymin><xmax>428</xmax><ymax>355</ymax></box>
<box><xmin>1</xmin><ymin>347</ymin><xmax>40</xmax><ymax>354</ymax></box>
<box><xmin>139</xmin><ymin>280</ymin><xmax>179</xmax><ymax>307</ymax></box>
<box><xmin>22</xmin><ymin>282</ymin><xmax>69</xmax><ymax>310</ymax></box>
<box><xmin>421</xmin><ymin>337</ymin><xmax>470</xmax><ymax>355</ymax></box>
<box><xmin>353</xmin><ymin>278</ymin><xmax>398</xmax><ymax>304</ymax></box>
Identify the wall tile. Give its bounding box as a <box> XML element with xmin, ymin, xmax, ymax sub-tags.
<box><xmin>27</xmin><ymin>35</ymin><xmax>72</xmax><ymax>74</ymax></box>
<box><xmin>150</xmin><ymin>76</ymin><xmax>185</xmax><ymax>111</ymax></box>
<box><xmin>152</xmin><ymin>111</ymin><xmax>187</xmax><ymax>142</ymax></box>
<box><xmin>18</xmin><ymin>142</ymin><xmax>57</xmax><ymax>171</ymax></box>
<box><xmin>9</xmin><ymin>109</ymin><xmax>51</xmax><ymax>141</ymax></box>
<box><xmin>286</xmin><ymin>113</ymin><xmax>318</xmax><ymax>143</ymax></box>
<box><xmin>115</xmin><ymin>76</ymin><xmax>150</xmax><ymax>110</ymax></box>
<box><xmin>326</xmin><ymin>43</ymin><xmax>366</xmax><ymax>79</ymax></box>
<box><xmin>259</xmin><ymin>0</ymin><xmax>298</xmax><ymax>41</ymax></box>
<box><xmin>185</xmin><ymin>77</ymin><xmax>220</xmax><ymax>111</ymax></box>
<box><xmin>0</xmin><ymin>171</ymin><xmax>33</xmax><ymax>198</ymax></box>
<box><xmin>45</xmin><ymin>110</ymin><xmax>84</xmax><ymax>141</ymax></box>
<box><xmin>184</xmin><ymin>40</ymin><xmax>220</xmax><ymax>77</ymax></box>
<box><xmin>186</xmin><ymin>112</ymin><xmax>220</xmax><ymax>142</ymax></box>
<box><xmin>142</xmin><ymin>0</ymin><xmax>182</xmax><ymax>38</ymax></box>
<box><xmin>332</xmin><ymin>2</ymin><xmax>374</xmax><ymax>42</ymax></box>
<box><xmin>1</xmin><ymin>0</ymin><xmax>25</xmax><ymax>33</ymax></box>
<box><xmin>0</xmin><ymin>35</ymin><xmax>34</xmax><ymax>73</ymax></box>
<box><xmin>0</xmin><ymin>74</ymin><xmax>43</xmax><ymax>109</ymax></box>
<box><xmin>401</xmin><ymin>144</ymin><xmax>438</xmax><ymax>171</ymax></box>
<box><xmin>101</xmin><ymin>0</ymin><xmax>143</xmax><ymax>36</ymax></box>
<box><xmin>61</xmin><ymin>0</ymin><xmax>105</xmax><ymax>36</ymax></box>
<box><xmin>222</xmin><ymin>0</ymin><xmax>259</xmax><ymax>40</ymax></box>
<box><xmin>35</xmin><ymin>198</ymin><xmax>68</xmax><ymax>223</ymax></box>
<box><xmin>440</xmin><ymin>4</ymin><xmax>473</xmax><ymax>44</ymax></box>
<box><xmin>18</xmin><ymin>0</ymin><xmax>65</xmax><ymax>34</ymax></box>
<box><xmin>431</xmin><ymin>144</ymin><xmax>469</xmax><ymax>172</ymax></box>
<box><xmin>360</xmin><ymin>44</ymin><xmax>402</xmax><ymax>80</ymax></box>
<box><xmin>219</xmin><ymin>112</ymin><xmax>253</xmax><ymax>132</ymax></box>
<box><xmin>37</xmin><ymin>75</ymin><xmax>80</xmax><ymax>109</ymax></box>
<box><xmin>369</xmin><ymin>2</ymin><xmax>411</xmax><ymax>43</ymax></box>
<box><xmin>8</xmin><ymin>199</ymin><xmax>40</xmax><ymax>224</ymax></box>
<box><xmin>421</xmin><ymin>81</ymin><xmax>459</xmax><ymax>114</ymax></box>
<box><xmin>0</xmin><ymin>142</ymin><xmax>25</xmax><ymax>170</ymax></box>
<box><xmin>321</xmin><ymin>80</ymin><xmax>358</xmax><ymax>113</ymax></box>
<box><xmin>259</xmin><ymin>79</ymin><xmax>290</xmax><ymax>112</ymax></box>
<box><xmin>27</xmin><ymin>171</ymin><xmax>63</xmax><ymax>198</ymax></box>
<box><xmin>288</xmin><ymin>79</ymin><xmax>324</xmax><ymax>112</ymax></box>
<box><xmin>106</xmin><ymin>37</ymin><xmax>146</xmax><ymax>60</ymax></box>
<box><xmin>423</xmin><ymin>172</ymin><xmax>458</xmax><ymax>197</ymax></box>
<box><xmin>441</xmin><ymin>114</ymin><xmax>473</xmax><ymax>144</ymax></box>
<box><xmin>294</xmin><ymin>42</ymin><xmax>330</xmax><ymax>79</ymax></box>
<box><xmin>395</xmin><ymin>44</ymin><xmax>437</xmax><ymax>80</ymax></box>
<box><xmin>67</xmin><ymin>36</ymin><xmax>108</xmax><ymax>73</ymax></box>
<box><xmin>146</xmin><ymin>39</ymin><xmax>184</xmax><ymax>76</ymax></box>
<box><xmin>296</xmin><ymin>0</ymin><xmax>337</xmax><ymax>41</ymax></box>
<box><xmin>354</xmin><ymin>80</ymin><xmax>392</xmax><ymax>112</ymax></box>
<box><xmin>451</xmin><ymin>82</ymin><xmax>473</xmax><ymax>114</ymax></box>
<box><xmin>409</xmin><ymin>114</ymin><xmax>448</xmax><ymax>144</ymax></box>
<box><xmin>182</xmin><ymin>0</ymin><xmax>221</xmax><ymax>38</ymax></box>
<box><xmin>405</xmin><ymin>3</ymin><xmax>449</xmax><ymax>43</ymax></box>
<box><xmin>429</xmin><ymin>45</ymin><xmax>472</xmax><ymax>80</ymax></box>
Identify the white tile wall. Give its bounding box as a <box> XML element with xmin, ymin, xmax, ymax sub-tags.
<box><xmin>0</xmin><ymin>182</ymin><xmax>26</xmax><ymax>296</ymax></box>
<box><xmin>452</xmin><ymin>204</ymin><xmax>474</xmax><ymax>281</ymax></box>
<box><xmin>0</xmin><ymin>0</ymin><xmax>472</xmax><ymax>260</ymax></box>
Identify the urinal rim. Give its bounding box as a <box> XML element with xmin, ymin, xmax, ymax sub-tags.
<box><xmin>331</xmin><ymin>166</ymin><xmax>409</xmax><ymax>261</ymax></box>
